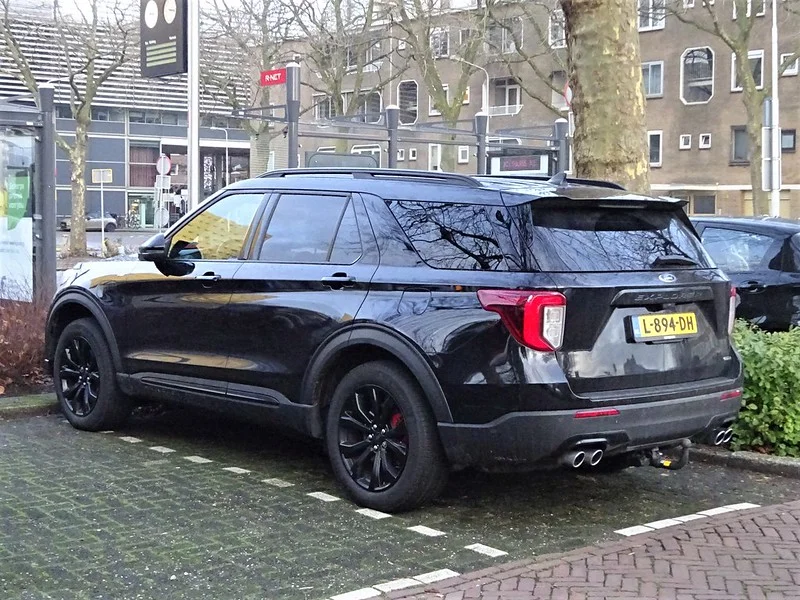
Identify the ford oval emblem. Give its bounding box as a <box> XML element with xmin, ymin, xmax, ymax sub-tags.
<box><xmin>658</xmin><ymin>273</ymin><xmax>677</xmax><ymax>283</ymax></box>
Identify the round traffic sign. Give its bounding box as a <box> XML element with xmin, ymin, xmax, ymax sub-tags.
<box><xmin>156</xmin><ymin>154</ymin><xmax>172</xmax><ymax>175</ymax></box>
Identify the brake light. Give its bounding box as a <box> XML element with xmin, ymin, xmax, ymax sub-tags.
<box><xmin>728</xmin><ymin>286</ymin><xmax>737</xmax><ymax>335</ymax></box>
<box><xmin>721</xmin><ymin>389</ymin><xmax>742</xmax><ymax>401</ymax></box>
<box><xmin>477</xmin><ymin>289</ymin><xmax>566</xmax><ymax>351</ymax></box>
<box><xmin>574</xmin><ymin>408</ymin><xmax>620</xmax><ymax>419</ymax></box>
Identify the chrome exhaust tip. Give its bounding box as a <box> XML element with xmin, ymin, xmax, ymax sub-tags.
<box><xmin>713</xmin><ymin>429</ymin><xmax>726</xmax><ymax>445</ymax></box>
<box><xmin>562</xmin><ymin>450</ymin><xmax>586</xmax><ymax>468</ymax></box>
<box><xmin>722</xmin><ymin>428</ymin><xmax>734</xmax><ymax>444</ymax></box>
<box><xmin>588</xmin><ymin>448</ymin><xmax>604</xmax><ymax>467</ymax></box>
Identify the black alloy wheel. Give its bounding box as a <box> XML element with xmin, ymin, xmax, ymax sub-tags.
<box><xmin>338</xmin><ymin>385</ymin><xmax>408</xmax><ymax>492</ymax></box>
<box><xmin>59</xmin><ymin>336</ymin><xmax>100</xmax><ymax>417</ymax></box>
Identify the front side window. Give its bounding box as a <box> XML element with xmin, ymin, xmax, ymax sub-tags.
<box><xmin>259</xmin><ymin>195</ymin><xmax>361</xmax><ymax>263</ymax></box>
<box><xmin>682</xmin><ymin>47</ymin><xmax>714</xmax><ymax>104</ymax></box>
<box><xmin>642</xmin><ymin>61</ymin><xmax>663</xmax><ymax>97</ymax></box>
<box><xmin>700</xmin><ymin>227</ymin><xmax>776</xmax><ymax>272</ymax></box>
<box><xmin>169</xmin><ymin>193</ymin><xmax>263</xmax><ymax>260</ymax></box>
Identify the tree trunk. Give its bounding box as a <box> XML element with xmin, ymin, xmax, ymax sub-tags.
<box><xmin>249</xmin><ymin>128</ymin><xmax>271</xmax><ymax>175</ymax></box>
<box><xmin>744</xmin><ymin>92</ymin><xmax>768</xmax><ymax>215</ymax></box>
<box><xmin>68</xmin><ymin>120</ymin><xmax>88</xmax><ymax>256</ymax></box>
<box><xmin>561</xmin><ymin>0</ymin><xmax>650</xmax><ymax>193</ymax></box>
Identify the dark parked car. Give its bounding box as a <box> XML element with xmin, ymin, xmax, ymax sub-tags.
<box><xmin>45</xmin><ymin>169</ymin><xmax>742</xmax><ymax>511</ymax></box>
<box><xmin>691</xmin><ymin>216</ymin><xmax>800</xmax><ymax>331</ymax></box>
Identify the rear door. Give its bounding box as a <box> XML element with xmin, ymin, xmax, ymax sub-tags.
<box><xmin>698</xmin><ymin>225</ymin><xmax>787</xmax><ymax>329</ymax></box>
<box><xmin>225</xmin><ymin>191</ymin><xmax>379</xmax><ymax>404</ymax></box>
<box><xmin>507</xmin><ymin>200</ymin><xmax>737</xmax><ymax>397</ymax></box>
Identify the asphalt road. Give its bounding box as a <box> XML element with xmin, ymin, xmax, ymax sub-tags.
<box><xmin>3</xmin><ymin>410</ymin><xmax>800</xmax><ymax>600</ymax></box>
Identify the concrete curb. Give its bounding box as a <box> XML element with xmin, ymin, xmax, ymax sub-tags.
<box><xmin>691</xmin><ymin>444</ymin><xmax>800</xmax><ymax>479</ymax></box>
<box><xmin>0</xmin><ymin>393</ymin><xmax>59</xmax><ymax>421</ymax></box>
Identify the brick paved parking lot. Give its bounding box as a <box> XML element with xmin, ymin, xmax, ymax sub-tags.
<box><xmin>2</xmin><ymin>409</ymin><xmax>800</xmax><ymax>599</ymax></box>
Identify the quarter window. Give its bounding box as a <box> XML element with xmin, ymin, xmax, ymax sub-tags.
<box><xmin>681</xmin><ymin>47</ymin><xmax>714</xmax><ymax>104</ymax></box>
<box><xmin>700</xmin><ymin>227</ymin><xmax>776</xmax><ymax>272</ymax></box>
<box><xmin>169</xmin><ymin>194</ymin><xmax>263</xmax><ymax>260</ymax></box>
<box><xmin>259</xmin><ymin>195</ymin><xmax>361</xmax><ymax>263</ymax></box>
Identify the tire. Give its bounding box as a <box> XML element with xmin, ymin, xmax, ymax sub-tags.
<box><xmin>325</xmin><ymin>361</ymin><xmax>448</xmax><ymax>512</ymax></box>
<box><xmin>53</xmin><ymin>318</ymin><xmax>131</xmax><ymax>431</ymax></box>
<box><xmin>104</xmin><ymin>223</ymin><xmax>116</xmax><ymax>232</ymax></box>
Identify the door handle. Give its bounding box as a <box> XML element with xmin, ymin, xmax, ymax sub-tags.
<box><xmin>321</xmin><ymin>273</ymin><xmax>356</xmax><ymax>289</ymax></box>
<box><xmin>741</xmin><ymin>280</ymin><xmax>766</xmax><ymax>293</ymax></box>
<box><xmin>196</xmin><ymin>272</ymin><xmax>222</xmax><ymax>282</ymax></box>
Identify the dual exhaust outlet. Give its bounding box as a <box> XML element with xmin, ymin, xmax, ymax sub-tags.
<box><xmin>562</xmin><ymin>448</ymin><xmax>604</xmax><ymax>469</ymax></box>
<box><xmin>713</xmin><ymin>427</ymin><xmax>734</xmax><ymax>445</ymax></box>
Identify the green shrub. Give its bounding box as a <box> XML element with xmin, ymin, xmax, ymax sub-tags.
<box><xmin>730</xmin><ymin>320</ymin><xmax>800</xmax><ymax>456</ymax></box>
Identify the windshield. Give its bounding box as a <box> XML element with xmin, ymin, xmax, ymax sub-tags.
<box><xmin>511</xmin><ymin>205</ymin><xmax>714</xmax><ymax>272</ymax></box>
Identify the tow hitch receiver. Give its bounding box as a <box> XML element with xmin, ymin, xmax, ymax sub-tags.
<box><xmin>649</xmin><ymin>439</ymin><xmax>691</xmax><ymax>471</ymax></box>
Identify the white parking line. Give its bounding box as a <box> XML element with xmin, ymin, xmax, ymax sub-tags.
<box><xmin>355</xmin><ymin>508</ymin><xmax>391</xmax><ymax>520</ymax></box>
<box><xmin>262</xmin><ymin>478</ymin><xmax>294</xmax><ymax>488</ymax></box>
<box><xmin>149</xmin><ymin>446</ymin><xmax>175</xmax><ymax>454</ymax></box>
<box><xmin>307</xmin><ymin>491</ymin><xmax>340</xmax><ymax>502</ymax></box>
<box><xmin>330</xmin><ymin>569</ymin><xmax>461</xmax><ymax>599</ymax></box>
<box><xmin>184</xmin><ymin>456</ymin><xmax>213</xmax><ymax>464</ymax></box>
<box><xmin>465</xmin><ymin>543</ymin><xmax>507</xmax><ymax>557</ymax></box>
<box><xmin>222</xmin><ymin>467</ymin><xmax>251</xmax><ymax>475</ymax></box>
<box><xmin>615</xmin><ymin>525</ymin><xmax>654</xmax><ymax>537</ymax></box>
<box><xmin>615</xmin><ymin>503</ymin><xmax>761</xmax><ymax>536</ymax></box>
<box><xmin>119</xmin><ymin>436</ymin><xmax>142</xmax><ymax>443</ymax></box>
<box><xmin>407</xmin><ymin>525</ymin><xmax>445</xmax><ymax>537</ymax></box>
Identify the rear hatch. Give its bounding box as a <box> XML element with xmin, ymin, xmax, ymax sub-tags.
<box><xmin>504</xmin><ymin>195</ymin><xmax>737</xmax><ymax>399</ymax></box>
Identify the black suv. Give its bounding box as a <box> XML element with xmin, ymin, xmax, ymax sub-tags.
<box><xmin>690</xmin><ymin>216</ymin><xmax>800</xmax><ymax>331</ymax></box>
<box><xmin>46</xmin><ymin>169</ymin><xmax>743</xmax><ymax>511</ymax></box>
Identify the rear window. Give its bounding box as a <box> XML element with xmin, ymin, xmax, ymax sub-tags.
<box><xmin>511</xmin><ymin>205</ymin><xmax>713</xmax><ymax>272</ymax></box>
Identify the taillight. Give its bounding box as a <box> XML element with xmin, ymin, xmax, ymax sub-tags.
<box><xmin>477</xmin><ymin>290</ymin><xmax>566</xmax><ymax>351</ymax></box>
<box><xmin>728</xmin><ymin>285</ymin><xmax>737</xmax><ymax>335</ymax></box>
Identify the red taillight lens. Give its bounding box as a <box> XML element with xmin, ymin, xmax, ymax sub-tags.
<box><xmin>721</xmin><ymin>389</ymin><xmax>742</xmax><ymax>401</ymax></box>
<box><xmin>728</xmin><ymin>285</ymin><xmax>737</xmax><ymax>335</ymax></box>
<box><xmin>477</xmin><ymin>289</ymin><xmax>567</xmax><ymax>351</ymax></box>
<box><xmin>574</xmin><ymin>408</ymin><xmax>620</xmax><ymax>419</ymax></box>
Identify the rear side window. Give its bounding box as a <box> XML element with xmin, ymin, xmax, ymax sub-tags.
<box><xmin>258</xmin><ymin>194</ymin><xmax>362</xmax><ymax>263</ymax></box>
<box><xmin>700</xmin><ymin>227</ymin><xmax>777</xmax><ymax>272</ymax></box>
<box><xmin>511</xmin><ymin>205</ymin><xmax>713</xmax><ymax>272</ymax></box>
<box><xmin>387</xmin><ymin>201</ymin><xmax>516</xmax><ymax>270</ymax></box>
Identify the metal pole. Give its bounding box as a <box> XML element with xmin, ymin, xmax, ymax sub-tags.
<box><xmin>554</xmin><ymin>118</ymin><xmax>569</xmax><ymax>174</ymax></box>
<box><xmin>286</xmin><ymin>62</ymin><xmax>301</xmax><ymax>169</ymax></box>
<box><xmin>475</xmin><ymin>112</ymin><xmax>488</xmax><ymax>175</ymax></box>
<box><xmin>100</xmin><ymin>179</ymin><xmax>105</xmax><ymax>257</ymax></box>
<box><xmin>38</xmin><ymin>84</ymin><xmax>56</xmax><ymax>300</ymax></box>
<box><xmin>770</xmin><ymin>0</ymin><xmax>781</xmax><ymax>216</ymax></box>
<box><xmin>187</xmin><ymin>0</ymin><xmax>200</xmax><ymax>210</ymax></box>
<box><xmin>386</xmin><ymin>105</ymin><xmax>399</xmax><ymax>169</ymax></box>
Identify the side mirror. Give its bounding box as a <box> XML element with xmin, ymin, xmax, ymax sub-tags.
<box><xmin>138</xmin><ymin>232</ymin><xmax>168</xmax><ymax>262</ymax></box>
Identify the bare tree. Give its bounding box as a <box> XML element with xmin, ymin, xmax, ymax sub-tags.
<box><xmin>203</xmin><ymin>0</ymin><xmax>296</xmax><ymax>175</ymax></box>
<box><xmin>0</xmin><ymin>0</ymin><xmax>136</xmax><ymax>255</ymax></box>
<box><xmin>667</xmin><ymin>0</ymin><xmax>800</xmax><ymax>215</ymax></box>
<box><xmin>561</xmin><ymin>0</ymin><xmax>650</xmax><ymax>192</ymax></box>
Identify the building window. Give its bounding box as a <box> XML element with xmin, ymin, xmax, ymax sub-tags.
<box><xmin>731</xmin><ymin>50</ymin><xmax>764</xmax><ymax>92</ymax></box>
<box><xmin>430</xmin><ymin>28</ymin><xmax>449</xmax><ymax>58</ymax></box>
<box><xmin>699</xmin><ymin>133</ymin><xmax>712</xmax><ymax>149</ymax></box>
<box><xmin>683</xmin><ymin>0</ymin><xmax>695</xmax><ymax>6</ymax></box>
<box><xmin>733</xmin><ymin>0</ymin><xmax>765</xmax><ymax>18</ymax></box>
<box><xmin>679</xmin><ymin>134</ymin><xmax>692</xmax><ymax>149</ymax></box>
<box><xmin>428</xmin><ymin>144</ymin><xmax>442</xmax><ymax>171</ymax></box>
<box><xmin>91</xmin><ymin>107</ymin><xmax>124</xmax><ymax>122</ymax></box>
<box><xmin>398</xmin><ymin>148</ymin><xmax>406</xmax><ymax>161</ymax></box>
<box><xmin>317</xmin><ymin>146</ymin><xmax>336</xmax><ymax>153</ymax></box>
<box><xmin>549</xmin><ymin>8</ymin><xmax>566</xmax><ymax>48</ymax></box>
<box><xmin>487</xmin><ymin>17</ymin><xmax>522</xmax><ymax>54</ymax></box>
<box><xmin>731</xmin><ymin>125</ymin><xmax>749</xmax><ymax>163</ymax></box>
<box><xmin>398</xmin><ymin>80</ymin><xmax>418</xmax><ymax>125</ymax></box>
<box><xmin>313</xmin><ymin>94</ymin><xmax>334</xmax><ymax>120</ymax></box>
<box><xmin>781</xmin><ymin>129</ymin><xmax>796</xmax><ymax>153</ymax></box>
<box><xmin>648</xmin><ymin>131</ymin><xmax>663</xmax><ymax>167</ymax></box>
<box><xmin>638</xmin><ymin>0</ymin><xmax>666</xmax><ymax>31</ymax></box>
<box><xmin>353</xmin><ymin>91</ymin><xmax>382</xmax><ymax>123</ymax></box>
<box><xmin>491</xmin><ymin>78</ymin><xmax>521</xmax><ymax>115</ymax></box>
<box><xmin>56</xmin><ymin>105</ymin><xmax>72</xmax><ymax>119</ymax></box>
<box><xmin>642</xmin><ymin>61</ymin><xmax>664</xmax><ymax>97</ymax></box>
<box><xmin>781</xmin><ymin>53</ymin><xmax>799</xmax><ymax>76</ymax></box>
<box><xmin>550</xmin><ymin>70</ymin><xmax>568</xmax><ymax>110</ymax></box>
<box><xmin>692</xmin><ymin>194</ymin><xmax>716</xmax><ymax>214</ymax></box>
<box><xmin>129</xmin><ymin>142</ymin><xmax>159</xmax><ymax>187</ymax></box>
<box><xmin>681</xmin><ymin>47</ymin><xmax>714</xmax><ymax>104</ymax></box>
<box><xmin>458</xmin><ymin>146</ymin><xmax>470</xmax><ymax>164</ymax></box>
<box><xmin>351</xmin><ymin>144</ymin><xmax>382</xmax><ymax>167</ymax></box>
<box><xmin>409</xmin><ymin>148</ymin><xmax>418</xmax><ymax>161</ymax></box>
<box><xmin>429</xmin><ymin>84</ymin><xmax>450</xmax><ymax>116</ymax></box>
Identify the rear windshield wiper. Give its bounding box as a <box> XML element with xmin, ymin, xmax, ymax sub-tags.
<box><xmin>651</xmin><ymin>254</ymin><xmax>700</xmax><ymax>268</ymax></box>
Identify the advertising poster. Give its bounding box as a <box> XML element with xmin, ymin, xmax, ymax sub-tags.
<box><xmin>0</xmin><ymin>166</ymin><xmax>33</xmax><ymax>302</ymax></box>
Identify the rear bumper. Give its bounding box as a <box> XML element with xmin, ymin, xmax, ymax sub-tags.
<box><xmin>438</xmin><ymin>388</ymin><xmax>742</xmax><ymax>468</ymax></box>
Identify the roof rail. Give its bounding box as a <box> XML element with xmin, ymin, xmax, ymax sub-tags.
<box><xmin>479</xmin><ymin>171</ymin><xmax>626</xmax><ymax>191</ymax></box>
<box><xmin>259</xmin><ymin>168</ymin><xmax>483</xmax><ymax>188</ymax></box>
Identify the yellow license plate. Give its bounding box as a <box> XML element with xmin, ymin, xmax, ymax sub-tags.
<box><xmin>632</xmin><ymin>312</ymin><xmax>698</xmax><ymax>341</ymax></box>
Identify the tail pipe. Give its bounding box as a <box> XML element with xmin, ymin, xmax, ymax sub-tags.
<box><xmin>588</xmin><ymin>448</ymin><xmax>604</xmax><ymax>467</ymax></box>
<box><xmin>713</xmin><ymin>427</ymin><xmax>734</xmax><ymax>445</ymax></box>
<box><xmin>562</xmin><ymin>450</ymin><xmax>586</xmax><ymax>469</ymax></box>
<box><xmin>650</xmin><ymin>439</ymin><xmax>691</xmax><ymax>471</ymax></box>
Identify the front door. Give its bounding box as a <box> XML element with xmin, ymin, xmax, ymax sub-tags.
<box><xmin>226</xmin><ymin>191</ymin><xmax>379</xmax><ymax>404</ymax></box>
<box><xmin>115</xmin><ymin>191</ymin><xmax>266</xmax><ymax>396</ymax></box>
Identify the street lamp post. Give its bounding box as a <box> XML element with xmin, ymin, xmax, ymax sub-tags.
<box><xmin>209</xmin><ymin>126</ymin><xmax>229</xmax><ymax>188</ymax></box>
<box><xmin>769</xmin><ymin>0</ymin><xmax>781</xmax><ymax>217</ymax></box>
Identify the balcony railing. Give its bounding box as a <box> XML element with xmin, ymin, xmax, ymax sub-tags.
<box><xmin>489</xmin><ymin>104</ymin><xmax>523</xmax><ymax>117</ymax></box>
